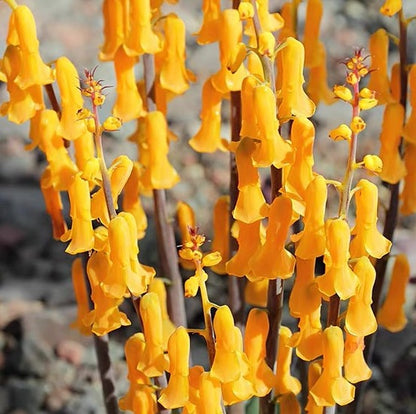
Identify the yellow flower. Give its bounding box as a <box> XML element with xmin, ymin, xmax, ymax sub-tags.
<box><xmin>350</xmin><ymin>179</ymin><xmax>392</xmax><ymax>259</ymax></box>
<box><xmin>258</xmin><ymin>32</ymin><xmax>275</xmax><ymax>57</ymax></box>
<box><xmin>350</xmin><ymin>116</ymin><xmax>366</xmax><ymax>134</ymax></box>
<box><xmin>193</xmin><ymin>371</ymin><xmax>223</xmax><ymax>414</ymax></box>
<box><xmin>317</xmin><ymin>218</ymin><xmax>359</xmax><ymax>300</ymax></box>
<box><xmin>403</xmin><ymin>65</ymin><xmax>416</xmax><ymax>144</ymax></box>
<box><xmin>380</xmin><ymin>0</ymin><xmax>402</xmax><ymax>16</ymax></box>
<box><xmin>139</xmin><ymin>292</ymin><xmax>169</xmax><ymax>377</ymax></box>
<box><xmin>244</xmin><ymin>309</ymin><xmax>275</xmax><ymax>397</ymax></box>
<box><xmin>377</xmin><ymin>254</ymin><xmax>410</xmax><ymax>332</ymax></box>
<box><xmin>102</xmin><ymin>115</ymin><xmax>122</xmax><ymax>131</ymax></box>
<box><xmin>363</xmin><ymin>154</ymin><xmax>383</xmax><ymax>174</ymax></box>
<box><xmin>195</xmin><ymin>0</ymin><xmax>221</xmax><ymax>45</ymax></box>
<box><xmin>401</xmin><ymin>143</ymin><xmax>416</xmax><ymax>215</ymax></box>
<box><xmin>99</xmin><ymin>0</ymin><xmax>125</xmax><ymax>61</ymax></box>
<box><xmin>112</xmin><ymin>47</ymin><xmax>145</xmax><ymax>122</ymax></box>
<box><xmin>345</xmin><ymin>257</ymin><xmax>377</xmax><ymax>336</ymax></box>
<box><xmin>333</xmin><ymin>85</ymin><xmax>353</xmax><ymax>102</ymax></box>
<box><xmin>344</xmin><ymin>332</ymin><xmax>372</xmax><ymax>384</ymax></box>
<box><xmin>240</xmin><ymin>76</ymin><xmax>259</xmax><ymax>139</ymax></box>
<box><xmin>303</xmin><ymin>0</ymin><xmax>323</xmax><ymax>69</ymax></box>
<box><xmin>310</xmin><ymin>326</ymin><xmax>355</xmax><ymax>406</ymax></box>
<box><xmin>329</xmin><ymin>124</ymin><xmax>352</xmax><ymax>141</ymax></box>
<box><xmin>277</xmin><ymin>37</ymin><xmax>316</xmax><ymax>121</ymax></box>
<box><xmin>278</xmin><ymin>2</ymin><xmax>296</xmax><ymax>41</ymax></box>
<box><xmin>211</xmin><ymin>196</ymin><xmax>230</xmax><ymax>274</ymax></box>
<box><xmin>305</xmin><ymin>361</ymin><xmax>324</xmax><ymax>414</ymax></box>
<box><xmin>159</xmin><ymin>327</ymin><xmax>190</xmax><ymax>409</ymax></box>
<box><xmin>245</xmin><ymin>0</ymin><xmax>284</xmax><ymax>36</ymax></box>
<box><xmin>244</xmin><ymin>279</ymin><xmax>268</xmax><ymax>307</ymax></box>
<box><xmin>159</xmin><ymin>14</ymin><xmax>195</xmax><ymax>95</ymax></box>
<box><xmin>277</xmin><ymin>392</ymin><xmax>301</xmax><ymax>414</ymax></box>
<box><xmin>367</xmin><ymin>29</ymin><xmax>393</xmax><ymax>104</ymax></box>
<box><xmin>359</xmin><ymin>98</ymin><xmax>378</xmax><ymax>110</ymax></box>
<box><xmin>249</xmin><ymin>196</ymin><xmax>295</xmax><ymax>280</ymax></box>
<box><xmin>238</xmin><ymin>2</ymin><xmax>254</xmax><ymax>20</ymax></box>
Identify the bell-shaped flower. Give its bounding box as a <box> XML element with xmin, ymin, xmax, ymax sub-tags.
<box><xmin>196</xmin><ymin>372</ymin><xmax>223</xmax><ymax>414</ymax></box>
<box><xmin>274</xmin><ymin>326</ymin><xmax>302</xmax><ymax>396</ymax></box>
<box><xmin>159</xmin><ymin>14</ymin><xmax>195</xmax><ymax>95</ymax></box>
<box><xmin>277</xmin><ymin>37</ymin><xmax>315</xmax><ymax>121</ymax></box>
<box><xmin>119</xmin><ymin>333</ymin><xmax>157</xmax><ymax>413</ymax></box>
<box><xmin>99</xmin><ymin>0</ymin><xmax>125</xmax><ymax>61</ymax></box>
<box><xmin>0</xmin><ymin>45</ymin><xmax>44</xmax><ymax>124</ymax></box>
<box><xmin>379</xmin><ymin>103</ymin><xmax>406</xmax><ymax>184</ymax></box>
<box><xmin>141</xmin><ymin>111</ymin><xmax>180</xmax><ymax>190</ymax></box>
<box><xmin>61</xmin><ymin>173</ymin><xmax>95</xmax><ymax>254</ymax></box>
<box><xmin>305</xmin><ymin>361</ymin><xmax>324</xmax><ymax>414</ymax></box>
<box><xmin>139</xmin><ymin>292</ymin><xmax>169</xmax><ymax>376</ymax></box>
<box><xmin>283</xmin><ymin>117</ymin><xmax>316</xmax><ymax>215</ymax></box>
<box><xmin>112</xmin><ymin>47</ymin><xmax>146</xmax><ymax>122</ymax></box>
<box><xmin>233</xmin><ymin>138</ymin><xmax>269</xmax><ymax>224</ymax></box>
<box><xmin>148</xmin><ymin>278</ymin><xmax>175</xmax><ymax>348</ymax></box>
<box><xmin>40</xmin><ymin>169</ymin><xmax>68</xmax><ymax>240</ymax></box>
<box><xmin>211</xmin><ymin>305</ymin><xmax>249</xmax><ymax>384</ymax></box>
<box><xmin>380</xmin><ymin>0</ymin><xmax>402</xmax><ymax>16</ymax></box>
<box><xmin>245</xmin><ymin>0</ymin><xmax>284</xmax><ymax>37</ymax></box>
<box><xmin>345</xmin><ymin>257</ymin><xmax>377</xmax><ymax>336</ymax></box>
<box><xmin>244</xmin><ymin>309</ymin><xmax>275</xmax><ymax>397</ymax></box>
<box><xmin>377</xmin><ymin>254</ymin><xmax>410</xmax><ymax>332</ymax></box>
<box><xmin>211</xmin><ymin>196</ymin><xmax>230</xmax><ymax>274</ymax></box>
<box><xmin>240</xmin><ymin>76</ymin><xmax>258</xmax><ymax>139</ymax></box>
<box><xmin>226</xmin><ymin>220</ymin><xmax>263</xmax><ymax>277</ymax></box>
<box><xmin>70</xmin><ymin>258</ymin><xmax>91</xmax><ymax>335</ymax></box>
<box><xmin>211</xmin><ymin>9</ymin><xmax>247</xmax><ymax>93</ymax></box>
<box><xmin>85</xmin><ymin>251</ymin><xmax>131</xmax><ymax>335</ymax></box>
<box><xmin>344</xmin><ymin>332</ymin><xmax>372</xmax><ymax>384</ymax></box>
<box><xmin>249</xmin><ymin>196</ymin><xmax>295</xmax><ymax>281</ymax></box>
<box><xmin>9</xmin><ymin>5</ymin><xmax>54</xmax><ymax>89</ymax></box>
<box><xmin>403</xmin><ymin>65</ymin><xmax>416</xmax><ymax>144</ymax></box>
<box><xmin>350</xmin><ymin>179</ymin><xmax>391</xmax><ymax>258</ymax></box>
<box><xmin>252</xmin><ymin>84</ymin><xmax>292</xmax><ymax>168</ymax></box>
<box><xmin>122</xmin><ymin>162</ymin><xmax>147</xmax><ymax>239</ymax></box>
<box><xmin>317</xmin><ymin>219</ymin><xmax>359</xmax><ymax>300</ymax></box>
<box><xmin>189</xmin><ymin>77</ymin><xmax>224</xmax><ymax>153</ymax></box>
<box><xmin>277</xmin><ymin>392</ymin><xmax>301</xmax><ymax>414</ymax></box>
<box><xmin>401</xmin><ymin>143</ymin><xmax>416</xmax><ymax>215</ymax></box>
<box><xmin>278</xmin><ymin>2</ymin><xmax>296</xmax><ymax>41</ymax></box>
<box><xmin>195</xmin><ymin>0</ymin><xmax>221</xmax><ymax>45</ymax></box>
<box><xmin>367</xmin><ymin>29</ymin><xmax>393</xmax><ymax>104</ymax></box>
<box><xmin>159</xmin><ymin>327</ymin><xmax>190</xmax><ymax>409</ymax></box>
<box><xmin>176</xmin><ymin>201</ymin><xmax>197</xmax><ymax>270</ymax></box>
<box><xmin>303</xmin><ymin>0</ymin><xmax>323</xmax><ymax>69</ymax></box>
<box><xmin>310</xmin><ymin>326</ymin><xmax>355</xmax><ymax>406</ymax></box>
<box><xmin>292</xmin><ymin>175</ymin><xmax>327</xmax><ymax>259</ymax></box>
<box><xmin>124</xmin><ymin>0</ymin><xmax>161</xmax><ymax>56</ymax></box>
<box><xmin>245</xmin><ymin>279</ymin><xmax>268</xmax><ymax>307</ymax></box>
<box><xmin>73</xmin><ymin>130</ymin><xmax>95</xmax><ymax>173</ymax></box>
<box><xmin>55</xmin><ymin>57</ymin><xmax>88</xmax><ymax>140</ymax></box>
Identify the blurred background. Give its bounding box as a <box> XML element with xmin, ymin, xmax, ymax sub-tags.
<box><xmin>0</xmin><ymin>0</ymin><xmax>416</xmax><ymax>412</ymax></box>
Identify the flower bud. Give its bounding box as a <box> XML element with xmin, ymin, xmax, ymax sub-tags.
<box><xmin>363</xmin><ymin>154</ymin><xmax>383</xmax><ymax>173</ymax></box>
<box><xmin>333</xmin><ymin>85</ymin><xmax>352</xmax><ymax>102</ymax></box>
<box><xmin>329</xmin><ymin>124</ymin><xmax>352</xmax><ymax>141</ymax></box>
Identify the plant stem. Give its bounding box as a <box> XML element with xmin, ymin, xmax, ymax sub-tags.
<box><xmin>142</xmin><ymin>53</ymin><xmax>187</xmax><ymax>328</ymax></box>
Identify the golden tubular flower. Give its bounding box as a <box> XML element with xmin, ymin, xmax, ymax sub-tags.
<box><xmin>274</xmin><ymin>326</ymin><xmax>301</xmax><ymax>396</ymax></box>
<box><xmin>159</xmin><ymin>327</ymin><xmax>190</xmax><ymax>409</ymax></box>
<box><xmin>195</xmin><ymin>0</ymin><xmax>221</xmax><ymax>45</ymax></box>
<box><xmin>345</xmin><ymin>257</ymin><xmax>377</xmax><ymax>337</ymax></box>
<box><xmin>377</xmin><ymin>254</ymin><xmax>410</xmax><ymax>332</ymax></box>
<box><xmin>99</xmin><ymin>0</ymin><xmax>125</xmax><ymax>61</ymax></box>
<box><xmin>350</xmin><ymin>179</ymin><xmax>391</xmax><ymax>259</ymax></box>
<box><xmin>258</xmin><ymin>32</ymin><xmax>275</xmax><ymax>58</ymax></box>
<box><xmin>125</xmin><ymin>0</ymin><xmax>161</xmax><ymax>56</ymax></box>
<box><xmin>197</xmin><ymin>372</ymin><xmax>223</xmax><ymax>414</ymax></box>
<box><xmin>253</xmin><ymin>84</ymin><xmax>292</xmax><ymax>168</ymax></box>
<box><xmin>378</xmin><ymin>102</ymin><xmax>406</xmax><ymax>184</ymax></box>
<box><xmin>277</xmin><ymin>37</ymin><xmax>316</xmax><ymax>121</ymax></box>
<box><xmin>240</xmin><ymin>76</ymin><xmax>259</xmax><ymax>139</ymax></box>
<box><xmin>73</xmin><ymin>130</ymin><xmax>95</xmax><ymax>174</ymax></box>
<box><xmin>401</xmin><ymin>143</ymin><xmax>416</xmax><ymax>215</ymax></box>
<box><xmin>244</xmin><ymin>309</ymin><xmax>275</xmax><ymax>397</ymax></box>
<box><xmin>141</xmin><ymin>111</ymin><xmax>180</xmax><ymax>190</ymax></box>
<box><xmin>233</xmin><ymin>138</ymin><xmax>269</xmax><ymax>224</ymax></box>
<box><xmin>310</xmin><ymin>326</ymin><xmax>355</xmax><ymax>407</ymax></box>
<box><xmin>277</xmin><ymin>393</ymin><xmax>301</xmax><ymax>414</ymax></box>
<box><xmin>305</xmin><ymin>361</ymin><xmax>324</xmax><ymax>414</ymax></box>
<box><xmin>282</xmin><ymin>116</ymin><xmax>315</xmax><ymax>215</ymax></box>
<box><xmin>291</xmin><ymin>175</ymin><xmax>327</xmax><ymax>259</ymax></box>
<box><xmin>317</xmin><ymin>218</ymin><xmax>359</xmax><ymax>300</ymax></box>
<box><xmin>403</xmin><ymin>65</ymin><xmax>416</xmax><ymax>144</ymax></box>
<box><xmin>139</xmin><ymin>292</ymin><xmax>169</xmax><ymax>377</ymax></box>
<box><xmin>55</xmin><ymin>57</ymin><xmax>87</xmax><ymax>140</ymax></box>
<box><xmin>303</xmin><ymin>0</ymin><xmax>323</xmax><ymax>69</ymax></box>
<box><xmin>245</xmin><ymin>0</ymin><xmax>284</xmax><ymax>36</ymax></box>
<box><xmin>367</xmin><ymin>29</ymin><xmax>393</xmax><ymax>104</ymax></box>
<box><xmin>249</xmin><ymin>196</ymin><xmax>295</xmax><ymax>281</ymax></box>
<box><xmin>119</xmin><ymin>333</ymin><xmax>157</xmax><ymax>413</ymax></box>
<box><xmin>70</xmin><ymin>258</ymin><xmax>91</xmax><ymax>335</ymax></box>
<box><xmin>1</xmin><ymin>45</ymin><xmax>44</xmax><ymax>124</ymax></box>
<box><xmin>211</xmin><ymin>196</ymin><xmax>230</xmax><ymax>274</ymax></box>
<box><xmin>343</xmin><ymin>332</ymin><xmax>372</xmax><ymax>384</ymax></box>
<box><xmin>112</xmin><ymin>47</ymin><xmax>145</xmax><ymax>122</ymax></box>
<box><xmin>189</xmin><ymin>77</ymin><xmax>224</xmax><ymax>153</ymax></box>
<box><xmin>380</xmin><ymin>0</ymin><xmax>402</xmax><ymax>16</ymax></box>
<box><xmin>61</xmin><ymin>173</ymin><xmax>95</xmax><ymax>255</ymax></box>
<box><xmin>159</xmin><ymin>14</ymin><xmax>195</xmax><ymax>95</ymax></box>
<box><xmin>329</xmin><ymin>124</ymin><xmax>352</xmax><ymax>141</ymax></box>
<box><xmin>11</xmin><ymin>5</ymin><xmax>54</xmax><ymax>89</ymax></box>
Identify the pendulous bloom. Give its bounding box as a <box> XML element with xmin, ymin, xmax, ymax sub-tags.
<box><xmin>380</xmin><ymin>0</ymin><xmax>402</xmax><ymax>16</ymax></box>
<box><xmin>343</xmin><ymin>332</ymin><xmax>372</xmax><ymax>384</ymax></box>
<box><xmin>211</xmin><ymin>196</ymin><xmax>230</xmax><ymax>274</ymax></box>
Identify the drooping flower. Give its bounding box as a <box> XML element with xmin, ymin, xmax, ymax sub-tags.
<box><xmin>380</xmin><ymin>0</ymin><xmax>402</xmax><ymax>16</ymax></box>
<box><xmin>305</xmin><ymin>361</ymin><xmax>324</xmax><ymax>414</ymax></box>
<box><xmin>249</xmin><ymin>196</ymin><xmax>295</xmax><ymax>281</ymax></box>
<box><xmin>240</xmin><ymin>75</ymin><xmax>258</xmax><ymax>139</ymax></box>
<box><xmin>343</xmin><ymin>332</ymin><xmax>372</xmax><ymax>384</ymax></box>
<box><xmin>277</xmin><ymin>37</ymin><xmax>316</xmax><ymax>121</ymax></box>
<box><xmin>99</xmin><ymin>0</ymin><xmax>125</xmax><ymax>61</ymax></box>
<box><xmin>377</xmin><ymin>254</ymin><xmax>410</xmax><ymax>332</ymax></box>
<box><xmin>403</xmin><ymin>65</ymin><xmax>416</xmax><ymax>144</ymax></box>
<box><xmin>310</xmin><ymin>326</ymin><xmax>355</xmax><ymax>407</ymax></box>
<box><xmin>379</xmin><ymin>102</ymin><xmax>406</xmax><ymax>184</ymax></box>
<box><xmin>159</xmin><ymin>327</ymin><xmax>190</xmax><ymax>409</ymax></box>
<box><xmin>317</xmin><ymin>218</ymin><xmax>359</xmax><ymax>300</ymax></box>
<box><xmin>345</xmin><ymin>257</ymin><xmax>377</xmax><ymax>337</ymax></box>
<box><xmin>303</xmin><ymin>0</ymin><xmax>323</xmax><ymax>69</ymax></box>
<box><xmin>277</xmin><ymin>392</ymin><xmax>301</xmax><ymax>414</ymax></box>
<box><xmin>211</xmin><ymin>196</ymin><xmax>230</xmax><ymax>274</ymax></box>
<box><xmin>245</xmin><ymin>0</ymin><xmax>284</xmax><ymax>36</ymax></box>
<box><xmin>350</xmin><ymin>179</ymin><xmax>391</xmax><ymax>259</ymax></box>
<box><xmin>195</xmin><ymin>0</ymin><xmax>221</xmax><ymax>45</ymax></box>
<box><xmin>401</xmin><ymin>143</ymin><xmax>416</xmax><ymax>215</ymax></box>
